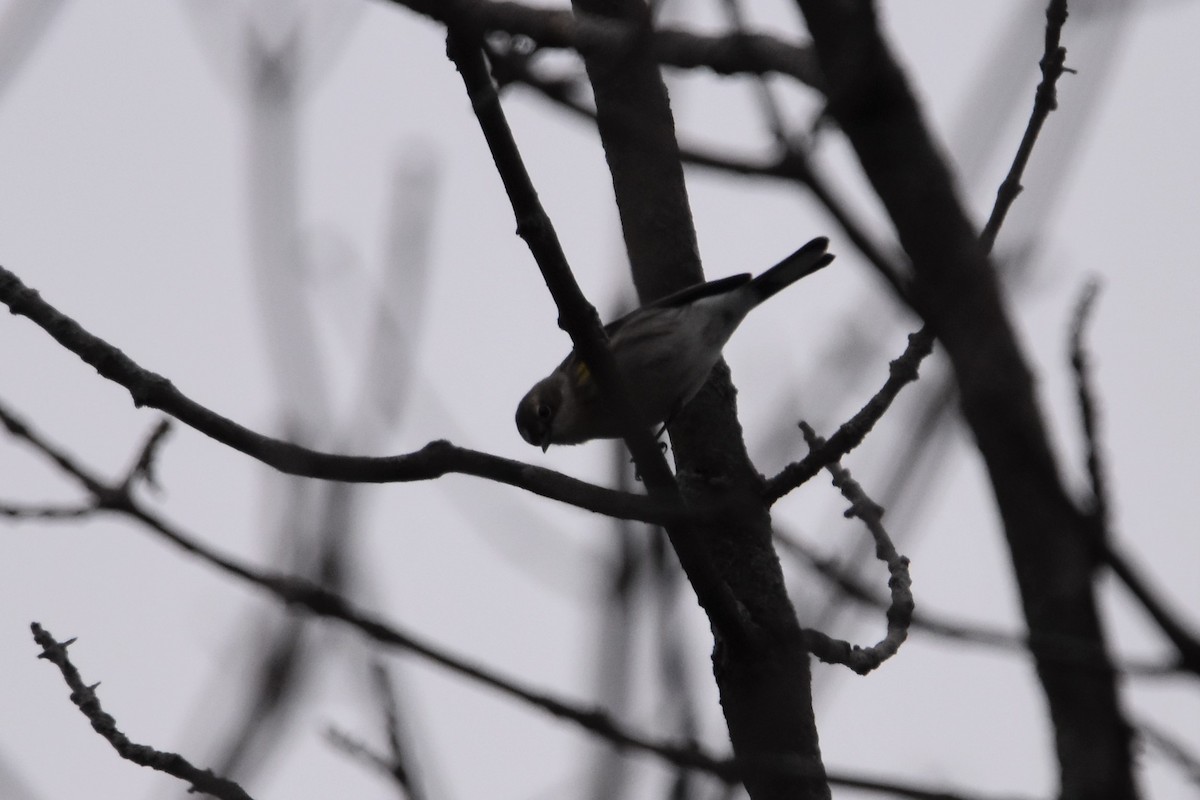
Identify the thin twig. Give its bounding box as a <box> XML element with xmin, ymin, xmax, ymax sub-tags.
<box><xmin>484</xmin><ymin>40</ymin><xmax>912</xmax><ymax>305</ymax></box>
<box><xmin>326</xmin><ymin>728</ymin><xmax>413</xmax><ymax>799</ymax></box>
<box><xmin>1067</xmin><ymin>284</ymin><xmax>1200</xmax><ymax>676</ymax></box>
<box><xmin>1103</xmin><ymin>544</ymin><xmax>1200</xmax><ymax>676</ymax></box>
<box><xmin>775</xmin><ymin>528</ymin><xmax>1177</xmax><ymax>677</ymax></box>
<box><xmin>373</xmin><ymin>662</ymin><xmax>423</xmax><ymax>800</ymax></box>
<box><xmin>445</xmin><ymin>32</ymin><xmax>660</xmax><ymax>472</ymax></box>
<box><xmin>0</xmin><ymin>503</ymin><xmax>95</xmax><ymax>519</ymax></box>
<box><xmin>120</xmin><ymin>418</ymin><xmax>172</xmax><ymax>492</ymax></box>
<box><xmin>714</xmin><ymin>0</ymin><xmax>787</xmax><ymax>142</ymax></box>
<box><xmin>796</xmin><ymin>424</ymin><xmax>912</xmax><ymax>675</ymax></box>
<box><xmin>979</xmin><ymin>0</ymin><xmax>1070</xmax><ymax>251</ymax></box>
<box><xmin>1137</xmin><ymin>718</ymin><xmax>1200</xmax><ymax>789</ymax></box>
<box><xmin>1068</xmin><ymin>281</ymin><xmax>1106</xmax><ymax>524</ymax></box>
<box><xmin>29</xmin><ymin>624</ymin><xmax>256</xmax><ymax>800</ymax></box>
<box><xmin>764</xmin><ymin>327</ymin><xmax>935</xmax><ymax>504</ymax></box>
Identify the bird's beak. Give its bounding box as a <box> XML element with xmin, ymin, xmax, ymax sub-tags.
<box><xmin>540</xmin><ymin>431</ymin><xmax>551</xmax><ymax>452</ymax></box>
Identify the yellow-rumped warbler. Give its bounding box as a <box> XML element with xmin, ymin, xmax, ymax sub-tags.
<box><xmin>515</xmin><ymin>237</ymin><xmax>833</xmax><ymax>450</ymax></box>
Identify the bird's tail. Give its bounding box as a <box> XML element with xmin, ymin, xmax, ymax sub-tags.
<box><xmin>746</xmin><ymin>237</ymin><xmax>833</xmax><ymax>305</ymax></box>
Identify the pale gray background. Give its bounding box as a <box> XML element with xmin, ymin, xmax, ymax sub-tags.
<box><xmin>1</xmin><ymin>1</ymin><xmax>1197</xmax><ymax>798</ymax></box>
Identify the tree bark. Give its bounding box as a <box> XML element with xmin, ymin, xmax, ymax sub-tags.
<box><xmin>793</xmin><ymin>4</ymin><xmax>1137</xmax><ymax>798</ymax></box>
<box><xmin>567</xmin><ymin>1</ymin><xmax>829</xmax><ymax>798</ymax></box>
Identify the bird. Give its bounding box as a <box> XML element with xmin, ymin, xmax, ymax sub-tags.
<box><xmin>515</xmin><ymin>236</ymin><xmax>833</xmax><ymax>450</ymax></box>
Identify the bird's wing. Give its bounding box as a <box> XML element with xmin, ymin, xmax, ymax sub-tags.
<box><xmin>604</xmin><ymin>273</ymin><xmax>751</xmax><ymax>336</ymax></box>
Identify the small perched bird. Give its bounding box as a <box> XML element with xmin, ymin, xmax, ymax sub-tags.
<box><xmin>515</xmin><ymin>236</ymin><xmax>834</xmax><ymax>450</ymax></box>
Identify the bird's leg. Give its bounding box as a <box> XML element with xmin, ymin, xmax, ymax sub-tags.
<box><xmin>629</xmin><ymin>421</ymin><xmax>673</xmax><ymax>481</ymax></box>
<box><xmin>654</xmin><ymin>399</ymin><xmax>687</xmax><ymax>444</ymax></box>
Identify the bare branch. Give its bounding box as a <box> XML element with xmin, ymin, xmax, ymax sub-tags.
<box><xmin>10</xmin><ymin>401</ymin><xmax>1031</xmax><ymax>800</ymax></box>
<box><xmin>445</xmin><ymin>31</ymin><xmax>756</xmax><ymax>647</ymax></box>
<box><xmin>2</xmin><ymin>403</ymin><xmax>733</xmax><ymax>779</ymax></box>
<box><xmin>1103</xmin><ymin>545</ymin><xmax>1200</xmax><ymax>676</ymax></box>
<box><xmin>326</xmin><ymin>728</ymin><xmax>413</xmax><ymax>800</ymax></box>
<box><xmin>764</xmin><ymin>327</ymin><xmax>935</xmax><ymax>504</ymax></box>
<box><xmin>796</xmin><ymin>424</ymin><xmax>912</xmax><ymax>675</ymax></box>
<box><xmin>391</xmin><ymin>0</ymin><xmax>820</xmax><ymax>85</ymax></box>
<box><xmin>979</xmin><ymin>0</ymin><xmax>1071</xmax><ymax>252</ymax></box>
<box><xmin>1137</xmin><ymin>718</ymin><xmax>1200</xmax><ymax>789</ymax></box>
<box><xmin>1067</xmin><ymin>284</ymin><xmax>1200</xmax><ymax>676</ymax></box>
<box><xmin>29</xmin><ymin>624</ymin><xmax>256</xmax><ymax>800</ymax></box>
<box><xmin>120</xmin><ymin>418</ymin><xmax>172</xmax><ymax>492</ymax></box>
<box><xmin>484</xmin><ymin>40</ymin><xmax>912</xmax><ymax>305</ymax></box>
<box><xmin>794</xmin><ymin>0</ymin><xmax>1135</xmax><ymax>791</ymax></box>
<box><xmin>360</xmin><ymin>662</ymin><xmax>425</xmax><ymax>800</ymax></box>
<box><xmin>0</xmin><ymin>502</ymin><xmax>95</xmax><ymax>520</ymax></box>
<box><xmin>0</xmin><ymin>272</ymin><xmax>683</xmax><ymax>526</ymax></box>
<box><xmin>1068</xmin><ymin>280</ymin><xmax>1106</xmax><ymax>524</ymax></box>
<box><xmin>776</xmin><ymin>528</ymin><xmax>1177</xmax><ymax>677</ymax></box>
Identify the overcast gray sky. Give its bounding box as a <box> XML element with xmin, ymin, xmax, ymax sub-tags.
<box><xmin>1</xmin><ymin>2</ymin><xmax>1198</xmax><ymax>799</ymax></box>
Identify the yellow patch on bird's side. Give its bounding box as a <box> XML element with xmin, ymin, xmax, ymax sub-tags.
<box><xmin>573</xmin><ymin>359</ymin><xmax>592</xmax><ymax>387</ymax></box>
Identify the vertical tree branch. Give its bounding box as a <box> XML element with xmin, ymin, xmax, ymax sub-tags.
<box><xmin>793</xmin><ymin>1</ymin><xmax>1138</xmax><ymax>797</ymax></box>
<box><xmin>568</xmin><ymin>1</ymin><xmax>828</xmax><ymax>798</ymax></box>
<box><xmin>444</xmin><ymin>31</ymin><xmax>755</xmax><ymax>647</ymax></box>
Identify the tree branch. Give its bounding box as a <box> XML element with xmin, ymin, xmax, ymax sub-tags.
<box><xmin>3</xmin><ymin>404</ymin><xmax>730</xmax><ymax>779</ymax></box>
<box><xmin>391</xmin><ymin>0</ymin><xmax>821</xmax><ymax>86</ymax></box>
<box><xmin>29</xmin><ymin>624</ymin><xmax>256</xmax><ymax>800</ymax></box>
<box><xmin>0</xmin><ymin>502</ymin><xmax>95</xmax><ymax>519</ymax></box>
<box><xmin>12</xmin><ymin>410</ymin><xmax>1037</xmax><ymax>800</ymax></box>
<box><xmin>979</xmin><ymin>0</ymin><xmax>1070</xmax><ymax>252</ymax></box>
<box><xmin>483</xmin><ymin>39</ymin><xmax>912</xmax><ymax>304</ymax></box>
<box><xmin>445</xmin><ymin>31</ymin><xmax>756</xmax><ymax>647</ymax></box>
<box><xmin>0</xmin><ymin>272</ymin><xmax>686</xmax><ymax>525</ymax></box>
<box><xmin>1068</xmin><ymin>283</ymin><xmax>1200</xmax><ymax>676</ymax></box>
<box><xmin>1136</xmin><ymin>718</ymin><xmax>1200</xmax><ymax>789</ymax></box>
<box><xmin>776</xmin><ymin>528</ymin><xmax>1177</xmax><ymax>677</ymax></box>
<box><xmin>794</xmin><ymin>0</ymin><xmax>1137</xmax><ymax>794</ymax></box>
<box><xmin>9</xmin><ymin>393</ymin><xmax>1027</xmax><ymax>800</ymax></box>
<box><xmin>765</xmin><ymin>327</ymin><xmax>935</xmax><ymax>504</ymax></box>
<box><xmin>795</xmin><ymin>424</ymin><xmax>912</xmax><ymax>675</ymax></box>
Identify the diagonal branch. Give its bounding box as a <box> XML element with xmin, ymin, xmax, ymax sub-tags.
<box><xmin>483</xmin><ymin>40</ymin><xmax>911</xmax><ymax>303</ymax></box>
<box><xmin>979</xmin><ymin>0</ymin><xmax>1070</xmax><ymax>252</ymax></box>
<box><xmin>0</xmin><ymin>270</ymin><xmax>684</xmax><ymax>526</ymax></box>
<box><xmin>6</xmin><ymin>386</ymin><xmax>1022</xmax><ymax>800</ymax></box>
<box><xmin>445</xmin><ymin>31</ymin><xmax>755</xmax><ymax>647</ymax></box>
<box><xmin>1136</xmin><ymin>719</ymin><xmax>1200</xmax><ymax>789</ymax></box>
<box><xmin>30</xmin><ymin>624</ymin><xmax>256</xmax><ymax>800</ymax></box>
<box><xmin>764</xmin><ymin>327</ymin><xmax>935</xmax><ymax>504</ymax></box>
<box><xmin>3</xmin><ymin>403</ymin><xmax>734</xmax><ymax>779</ymax></box>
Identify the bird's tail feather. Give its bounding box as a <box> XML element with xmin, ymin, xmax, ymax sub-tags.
<box><xmin>747</xmin><ymin>237</ymin><xmax>833</xmax><ymax>305</ymax></box>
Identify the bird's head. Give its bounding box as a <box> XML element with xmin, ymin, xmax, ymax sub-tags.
<box><xmin>515</xmin><ymin>376</ymin><xmax>563</xmax><ymax>451</ymax></box>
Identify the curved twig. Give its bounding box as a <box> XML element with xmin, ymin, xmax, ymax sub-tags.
<box><xmin>795</xmin><ymin>424</ymin><xmax>913</xmax><ymax>675</ymax></box>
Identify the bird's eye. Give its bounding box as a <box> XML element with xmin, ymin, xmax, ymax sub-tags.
<box><xmin>537</xmin><ymin>403</ymin><xmax>552</xmax><ymax>420</ymax></box>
